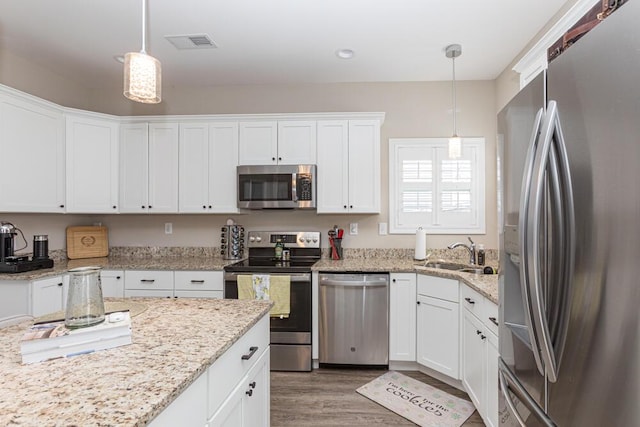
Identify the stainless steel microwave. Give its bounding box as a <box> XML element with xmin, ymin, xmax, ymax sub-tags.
<box><xmin>237</xmin><ymin>164</ymin><xmax>316</xmax><ymax>209</ymax></box>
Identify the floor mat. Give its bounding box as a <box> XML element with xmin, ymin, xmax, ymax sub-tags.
<box><xmin>356</xmin><ymin>371</ymin><xmax>476</xmax><ymax>427</ymax></box>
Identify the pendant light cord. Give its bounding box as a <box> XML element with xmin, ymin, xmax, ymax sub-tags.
<box><xmin>141</xmin><ymin>0</ymin><xmax>147</xmax><ymax>54</ymax></box>
<box><xmin>452</xmin><ymin>54</ymin><xmax>457</xmax><ymax>137</ymax></box>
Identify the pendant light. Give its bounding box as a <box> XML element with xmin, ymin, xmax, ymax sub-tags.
<box><xmin>124</xmin><ymin>0</ymin><xmax>161</xmax><ymax>104</ymax></box>
<box><xmin>446</xmin><ymin>44</ymin><xmax>462</xmax><ymax>159</ymax></box>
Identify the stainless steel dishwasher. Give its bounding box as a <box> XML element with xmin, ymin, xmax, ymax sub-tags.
<box><xmin>318</xmin><ymin>273</ymin><xmax>389</xmax><ymax>367</ymax></box>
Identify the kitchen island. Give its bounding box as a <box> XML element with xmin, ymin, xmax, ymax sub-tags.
<box><xmin>0</xmin><ymin>297</ymin><xmax>272</xmax><ymax>426</ymax></box>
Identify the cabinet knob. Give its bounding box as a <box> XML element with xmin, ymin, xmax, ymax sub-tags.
<box><xmin>278</xmin><ymin>157</ymin><xmax>282</xmax><ymax>161</ymax></box>
<box><xmin>343</xmin><ymin>205</ymin><xmax>347</xmax><ymax>209</ymax></box>
<box><xmin>59</xmin><ymin>204</ymin><xmax>65</xmax><ymax>208</ymax></box>
<box><xmin>480</xmin><ymin>334</ymin><xmax>487</xmax><ymax>340</ymax></box>
<box><xmin>116</xmin><ymin>276</ymin><xmax>121</xmax><ymax>280</ymax></box>
<box><xmin>113</xmin><ymin>205</ymin><xmax>117</xmax><ymax>209</ymax></box>
<box><xmin>464</xmin><ymin>297</ymin><xmax>475</xmax><ymax>305</ymax></box>
<box><xmin>148</xmin><ymin>205</ymin><xmax>152</xmax><ymax>209</ymax></box>
<box><xmin>416</xmin><ymin>301</ymin><xmax>421</xmax><ymax>305</ymax></box>
<box><xmin>203</xmin><ymin>205</ymin><xmax>206</xmax><ymax>209</ymax></box>
<box><xmin>476</xmin><ymin>330</ymin><xmax>482</xmax><ymax>335</ymax></box>
<box><xmin>350</xmin><ymin>205</ymin><xmax>353</xmax><ymax>209</ymax></box>
<box><xmin>249</xmin><ymin>381</ymin><xmax>256</xmax><ymax>389</ymax></box>
<box><xmin>272</xmin><ymin>157</ymin><xmax>276</xmax><ymax>161</ymax></box>
<box><xmin>392</xmin><ymin>279</ymin><xmax>396</xmax><ymax>283</ymax></box>
<box><xmin>57</xmin><ymin>282</ymin><xmax>63</xmax><ymax>287</ymax></box>
<box><xmin>141</xmin><ymin>205</ymin><xmax>146</xmax><ymax>209</ymax></box>
<box><xmin>246</xmin><ymin>389</ymin><xmax>253</xmax><ymax>397</ymax></box>
<box><xmin>208</xmin><ymin>205</ymin><xmax>212</xmax><ymax>209</ymax></box>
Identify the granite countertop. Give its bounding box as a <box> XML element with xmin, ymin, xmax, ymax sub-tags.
<box><xmin>0</xmin><ymin>297</ymin><xmax>272</xmax><ymax>427</ymax></box>
<box><xmin>0</xmin><ymin>254</ymin><xmax>498</xmax><ymax>304</ymax></box>
<box><xmin>0</xmin><ymin>255</ymin><xmax>237</xmax><ymax>281</ymax></box>
<box><xmin>313</xmin><ymin>258</ymin><xmax>498</xmax><ymax>304</ymax></box>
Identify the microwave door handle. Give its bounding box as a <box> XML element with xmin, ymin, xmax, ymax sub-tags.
<box><xmin>291</xmin><ymin>173</ymin><xmax>298</xmax><ymax>202</ymax></box>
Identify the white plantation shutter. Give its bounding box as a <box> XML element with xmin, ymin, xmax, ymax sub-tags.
<box><xmin>389</xmin><ymin>138</ymin><xmax>485</xmax><ymax>234</ymax></box>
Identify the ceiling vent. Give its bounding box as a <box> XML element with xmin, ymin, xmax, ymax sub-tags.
<box><xmin>165</xmin><ymin>34</ymin><xmax>218</xmax><ymax>50</ymax></box>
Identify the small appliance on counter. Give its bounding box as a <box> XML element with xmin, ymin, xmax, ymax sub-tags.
<box><xmin>220</xmin><ymin>224</ymin><xmax>245</xmax><ymax>260</ymax></box>
<box><xmin>0</xmin><ymin>222</ymin><xmax>53</xmax><ymax>273</ymax></box>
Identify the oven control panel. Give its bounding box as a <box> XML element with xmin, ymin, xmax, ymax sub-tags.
<box><xmin>247</xmin><ymin>231</ymin><xmax>320</xmax><ymax>248</ymax></box>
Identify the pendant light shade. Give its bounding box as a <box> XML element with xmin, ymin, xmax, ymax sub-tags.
<box><xmin>446</xmin><ymin>44</ymin><xmax>462</xmax><ymax>159</ymax></box>
<box><xmin>124</xmin><ymin>0</ymin><xmax>161</xmax><ymax>104</ymax></box>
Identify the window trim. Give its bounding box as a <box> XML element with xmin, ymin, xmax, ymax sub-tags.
<box><xmin>389</xmin><ymin>137</ymin><xmax>486</xmax><ymax>235</ymax></box>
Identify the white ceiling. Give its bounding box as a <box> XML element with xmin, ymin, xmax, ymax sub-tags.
<box><xmin>0</xmin><ymin>0</ymin><xmax>567</xmax><ymax>89</ymax></box>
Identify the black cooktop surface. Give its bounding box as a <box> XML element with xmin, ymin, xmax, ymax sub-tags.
<box><xmin>224</xmin><ymin>258</ymin><xmax>318</xmax><ymax>272</ymax></box>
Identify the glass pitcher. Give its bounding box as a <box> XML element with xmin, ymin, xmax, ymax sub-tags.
<box><xmin>65</xmin><ymin>266</ymin><xmax>105</xmax><ymax>329</ymax></box>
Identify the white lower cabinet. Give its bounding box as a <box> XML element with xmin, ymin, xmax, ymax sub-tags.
<box><xmin>151</xmin><ymin>314</ymin><xmax>270</xmax><ymax>427</ymax></box>
<box><xmin>486</xmin><ymin>328</ymin><xmax>499</xmax><ymax>427</ymax></box>
<box><xmin>209</xmin><ymin>349</ymin><xmax>270</xmax><ymax>427</ymax></box>
<box><xmin>100</xmin><ymin>270</ymin><xmax>124</xmax><ymax>298</ymax></box>
<box><xmin>416</xmin><ymin>275</ymin><xmax>459</xmax><ymax>379</ymax></box>
<box><xmin>124</xmin><ymin>270</ymin><xmax>174</xmax><ymax>298</ymax></box>
<box><xmin>460</xmin><ymin>283</ymin><xmax>499</xmax><ymax>427</ymax></box>
<box><xmin>174</xmin><ymin>271</ymin><xmax>223</xmax><ymax>299</ymax></box>
<box><xmin>389</xmin><ymin>273</ymin><xmax>417</xmax><ymax>361</ymax></box>
<box><xmin>31</xmin><ymin>276</ymin><xmax>67</xmax><ymax>317</ymax></box>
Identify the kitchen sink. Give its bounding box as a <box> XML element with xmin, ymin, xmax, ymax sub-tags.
<box><xmin>423</xmin><ymin>261</ymin><xmax>469</xmax><ymax>271</ymax></box>
<box><xmin>423</xmin><ymin>261</ymin><xmax>488</xmax><ymax>275</ymax></box>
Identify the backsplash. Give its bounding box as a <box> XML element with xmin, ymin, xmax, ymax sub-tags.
<box><xmin>54</xmin><ymin>246</ymin><xmax>498</xmax><ymax>267</ymax></box>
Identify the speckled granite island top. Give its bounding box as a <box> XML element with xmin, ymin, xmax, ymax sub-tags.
<box><xmin>0</xmin><ymin>298</ymin><xmax>272</xmax><ymax>427</ymax></box>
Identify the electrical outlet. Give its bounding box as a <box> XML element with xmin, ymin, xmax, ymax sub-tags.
<box><xmin>165</xmin><ymin>223</ymin><xmax>173</xmax><ymax>234</ymax></box>
<box><xmin>349</xmin><ymin>223</ymin><xmax>358</xmax><ymax>235</ymax></box>
<box><xmin>378</xmin><ymin>222</ymin><xmax>388</xmax><ymax>235</ymax></box>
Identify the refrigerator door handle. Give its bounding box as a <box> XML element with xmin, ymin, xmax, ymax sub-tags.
<box><xmin>518</xmin><ymin>107</ymin><xmax>546</xmax><ymax>376</ymax></box>
<box><xmin>546</xmin><ymin>101</ymin><xmax>576</xmax><ymax>382</ymax></box>
<box><xmin>498</xmin><ymin>358</ymin><xmax>557</xmax><ymax>427</ymax></box>
<box><xmin>526</xmin><ymin>100</ymin><xmax>576</xmax><ymax>383</ymax></box>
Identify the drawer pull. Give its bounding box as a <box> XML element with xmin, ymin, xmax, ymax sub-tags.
<box><xmin>140</xmin><ymin>279</ymin><xmax>156</xmax><ymax>283</ymax></box>
<box><xmin>489</xmin><ymin>317</ymin><xmax>499</xmax><ymax>327</ymax></box>
<box><xmin>190</xmin><ymin>280</ymin><xmax>205</xmax><ymax>284</ymax></box>
<box><xmin>464</xmin><ymin>297</ymin><xmax>475</xmax><ymax>305</ymax></box>
<box><xmin>241</xmin><ymin>346</ymin><xmax>259</xmax><ymax>360</ymax></box>
<box><xmin>246</xmin><ymin>389</ymin><xmax>253</xmax><ymax>397</ymax></box>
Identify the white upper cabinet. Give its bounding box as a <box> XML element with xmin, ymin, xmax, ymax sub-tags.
<box><xmin>65</xmin><ymin>114</ymin><xmax>119</xmax><ymax>213</ymax></box>
<box><xmin>179</xmin><ymin>122</ymin><xmax>240</xmax><ymax>213</ymax></box>
<box><xmin>317</xmin><ymin>119</ymin><xmax>381</xmax><ymax>213</ymax></box>
<box><xmin>238</xmin><ymin>120</ymin><xmax>316</xmax><ymax>165</ymax></box>
<box><xmin>120</xmin><ymin>122</ymin><xmax>179</xmax><ymax>213</ymax></box>
<box><xmin>0</xmin><ymin>92</ymin><xmax>65</xmax><ymax>212</ymax></box>
<box><xmin>277</xmin><ymin>121</ymin><xmax>316</xmax><ymax>165</ymax></box>
<box><xmin>148</xmin><ymin>123</ymin><xmax>179</xmax><ymax>212</ymax></box>
<box><xmin>238</xmin><ymin>121</ymin><xmax>277</xmax><ymax>165</ymax></box>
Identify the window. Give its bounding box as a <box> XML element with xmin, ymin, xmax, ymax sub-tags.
<box><xmin>389</xmin><ymin>138</ymin><xmax>485</xmax><ymax>234</ymax></box>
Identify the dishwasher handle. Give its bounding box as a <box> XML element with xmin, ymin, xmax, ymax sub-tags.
<box><xmin>320</xmin><ymin>279</ymin><xmax>388</xmax><ymax>288</ymax></box>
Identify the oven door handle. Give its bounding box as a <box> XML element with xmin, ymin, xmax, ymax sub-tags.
<box><xmin>224</xmin><ymin>272</ymin><xmax>311</xmax><ymax>283</ymax></box>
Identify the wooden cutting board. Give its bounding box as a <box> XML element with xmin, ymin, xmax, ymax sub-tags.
<box><xmin>66</xmin><ymin>226</ymin><xmax>109</xmax><ymax>259</ymax></box>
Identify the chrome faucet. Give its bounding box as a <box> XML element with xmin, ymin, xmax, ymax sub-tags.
<box><xmin>448</xmin><ymin>237</ymin><xmax>476</xmax><ymax>265</ymax></box>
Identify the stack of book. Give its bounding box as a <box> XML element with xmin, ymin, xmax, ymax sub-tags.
<box><xmin>20</xmin><ymin>311</ymin><xmax>132</xmax><ymax>364</ymax></box>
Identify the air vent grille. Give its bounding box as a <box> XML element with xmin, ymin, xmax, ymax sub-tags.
<box><xmin>165</xmin><ymin>34</ymin><xmax>218</xmax><ymax>50</ymax></box>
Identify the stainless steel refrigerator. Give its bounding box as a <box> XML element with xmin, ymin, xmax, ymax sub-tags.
<box><xmin>497</xmin><ymin>2</ymin><xmax>639</xmax><ymax>425</ymax></box>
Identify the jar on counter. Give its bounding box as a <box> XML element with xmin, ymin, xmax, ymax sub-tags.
<box><xmin>477</xmin><ymin>244</ymin><xmax>485</xmax><ymax>266</ymax></box>
<box><xmin>65</xmin><ymin>266</ymin><xmax>105</xmax><ymax>329</ymax></box>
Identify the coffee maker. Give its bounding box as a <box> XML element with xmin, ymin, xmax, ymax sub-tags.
<box><xmin>0</xmin><ymin>222</ymin><xmax>54</xmax><ymax>273</ymax></box>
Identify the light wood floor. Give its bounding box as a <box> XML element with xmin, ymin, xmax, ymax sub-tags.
<box><xmin>271</xmin><ymin>368</ymin><xmax>485</xmax><ymax>426</ymax></box>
